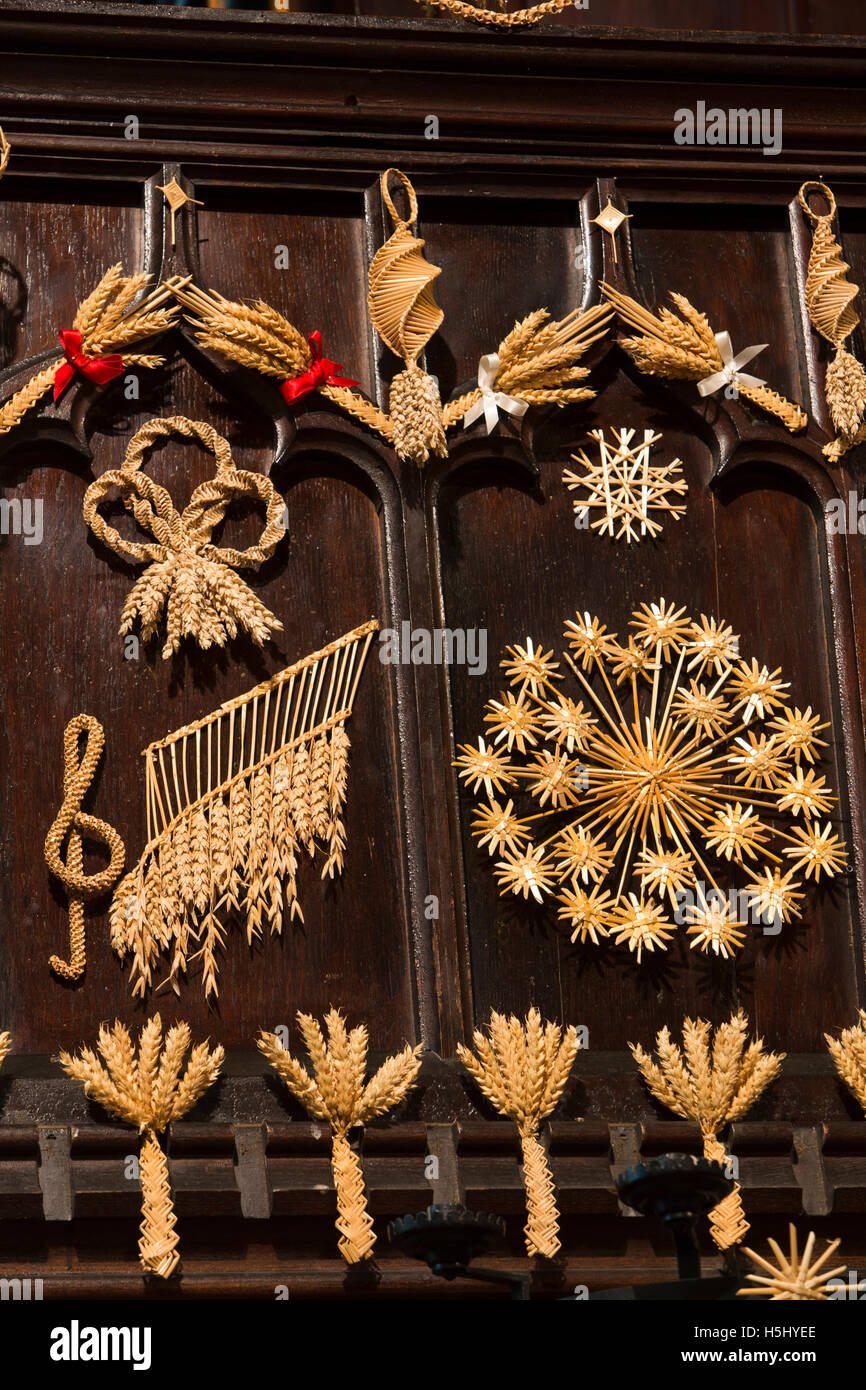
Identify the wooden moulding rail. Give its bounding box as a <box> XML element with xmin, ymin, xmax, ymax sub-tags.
<box><xmin>0</xmin><ymin>1119</ymin><xmax>863</xmax><ymax>1224</ymax></box>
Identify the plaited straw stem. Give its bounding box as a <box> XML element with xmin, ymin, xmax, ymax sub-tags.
<box><xmin>111</xmin><ymin>620</ymin><xmax>379</xmax><ymax>1000</ymax></box>
<box><xmin>412</xmin><ymin>0</ymin><xmax>574</xmax><ymax>22</ymax></box>
<box><xmin>83</xmin><ymin>416</ymin><xmax>285</xmax><ymax>659</ymax></box>
<box><xmin>601</xmin><ymin>282</ymin><xmax>808</xmax><ymax>434</ymax></box>
<box><xmin>457</xmin><ymin>1007</ymin><xmax>579</xmax><ymax>1258</ymax></box>
<box><xmin>369</xmin><ymin>169</ymin><xmax>447</xmax><ymax>466</ymax></box>
<box><xmin>798</xmin><ymin>182</ymin><xmax>866</xmax><ymax>455</ymax></box>
<box><xmin>630</xmin><ymin>1012</ymin><xmax>785</xmax><ymax>1251</ymax></box>
<box><xmin>57</xmin><ymin>1016</ymin><xmax>223</xmax><ymax>1278</ymax></box>
<box><xmin>825</xmin><ymin>1010</ymin><xmax>866</xmax><ymax>1113</ymax></box>
<box><xmin>0</xmin><ymin>265</ymin><xmax>177</xmax><ymax>436</ymax></box>
<box><xmin>43</xmin><ymin>715</ymin><xmax>126</xmax><ymax>981</ymax></box>
<box><xmin>259</xmin><ymin>1010</ymin><xmax>423</xmax><ymax>1264</ymax></box>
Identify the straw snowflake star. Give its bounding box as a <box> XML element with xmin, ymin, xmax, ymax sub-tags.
<box><xmin>457</xmin><ymin>598</ymin><xmax>846</xmax><ymax>965</ymax></box>
<box><xmin>738</xmin><ymin>1225</ymin><xmax>845</xmax><ymax>1301</ymax></box>
<box><xmin>563</xmin><ymin>427</ymin><xmax>687</xmax><ymax>543</ymax></box>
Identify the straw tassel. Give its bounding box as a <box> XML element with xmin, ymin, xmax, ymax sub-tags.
<box><xmin>259</xmin><ymin>1010</ymin><xmax>422</xmax><ymax>1264</ymax></box>
<box><xmin>57</xmin><ymin>1017</ymin><xmax>223</xmax><ymax>1279</ymax></box>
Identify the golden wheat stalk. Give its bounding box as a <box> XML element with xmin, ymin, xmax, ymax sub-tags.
<box><xmin>0</xmin><ymin>268</ymin><xmax>177</xmax><ymax>437</ymax></box>
<box><xmin>457</xmin><ymin>1007</ymin><xmax>579</xmax><ymax>1258</ymax></box>
<box><xmin>630</xmin><ymin>1011</ymin><xmax>785</xmax><ymax>1250</ymax></box>
<box><xmin>825</xmin><ymin>1010</ymin><xmax>866</xmax><ymax>1113</ymax></box>
<box><xmin>602</xmin><ymin>283</ymin><xmax>808</xmax><ymax>434</ymax></box>
<box><xmin>259</xmin><ymin>1010</ymin><xmax>422</xmax><ymax>1264</ymax></box>
<box><xmin>57</xmin><ymin>1016</ymin><xmax>223</xmax><ymax>1278</ymax></box>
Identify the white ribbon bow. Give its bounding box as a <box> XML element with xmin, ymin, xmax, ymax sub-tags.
<box><xmin>697</xmin><ymin>332</ymin><xmax>768</xmax><ymax>397</ymax></box>
<box><xmin>463</xmin><ymin>353</ymin><xmax>529</xmax><ymax>434</ymax></box>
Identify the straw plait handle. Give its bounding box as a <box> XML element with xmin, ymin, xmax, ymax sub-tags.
<box><xmin>380</xmin><ymin>168</ymin><xmax>419</xmax><ymax>231</ymax></box>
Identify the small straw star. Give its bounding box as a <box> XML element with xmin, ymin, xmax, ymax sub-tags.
<box><xmin>501</xmin><ymin>638</ymin><xmax>561</xmax><ymax>697</ymax></box>
<box><xmin>472</xmin><ymin>798</ymin><xmax>533</xmax><ymax>858</ymax></box>
<box><xmin>635</xmin><ymin>847</ymin><xmax>694</xmax><ymax>906</ymax></box>
<box><xmin>728</xmin><ymin>659</ymin><xmax>790</xmax><ymax>723</ymax></box>
<box><xmin>671</xmin><ymin>680</ymin><xmax>732</xmax><ymax>738</ymax></box>
<box><xmin>782</xmin><ymin>821</ymin><xmax>847</xmax><ymax>880</ymax></box>
<box><xmin>775</xmin><ymin>767</ymin><xmax>835</xmax><ymax>818</ymax></box>
<box><xmin>556</xmin><ymin>883</ymin><xmax>613</xmax><ymax>944</ymax></box>
<box><xmin>538</xmin><ymin>697</ymin><xmax>597</xmax><ymax>753</ymax></box>
<box><xmin>494</xmin><ymin>845</ymin><xmax>557</xmax><ymax>904</ymax></box>
<box><xmin>454</xmin><ymin>737</ymin><xmax>516</xmax><ymax>798</ymax></box>
<box><xmin>629</xmin><ymin>598</ymin><xmax>691</xmax><ymax>658</ymax></box>
<box><xmin>768</xmin><ymin>706</ymin><xmax>829</xmax><ymax>765</ymax></box>
<box><xmin>704</xmin><ymin>803</ymin><xmax>768</xmax><ymax>863</ymax></box>
<box><xmin>685</xmin><ymin>615</ymin><xmax>739</xmax><ymax>675</ymax></box>
<box><xmin>554</xmin><ymin>824</ymin><xmax>614</xmax><ymax>885</ymax></box>
<box><xmin>738</xmin><ymin>1224</ymin><xmax>845</xmax><ymax>1301</ymax></box>
<box><xmin>745</xmin><ymin>868</ymin><xmax>804</xmax><ymax>926</ymax></box>
<box><xmin>563</xmin><ymin>612</ymin><xmax>614</xmax><ymax>669</ymax></box>
<box><xmin>484</xmin><ymin>690</ymin><xmax>543</xmax><ymax>752</ymax></box>
<box><xmin>609</xmin><ymin>895</ymin><xmax>675</xmax><ymax>962</ymax></box>
<box><xmin>683</xmin><ymin>897</ymin><xmax>747</xmax><ymax>959</ymax></box>
<box><xmin>607</xmin><ymin>637</ymin><xmax>660</xmax><ymax>685</ymax></box>
<box><xmin>526</xmin><ymin>748</ymin><xmax>584</xmax><ymax>809</ymax></box>
<box><xmin>728</xmin><ymin>732</ymin><xmax>786</xmax><ymax>790</ymax></box>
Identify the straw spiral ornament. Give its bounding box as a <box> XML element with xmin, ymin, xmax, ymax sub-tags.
<box><xmin>457</xmin><ymin>1007</ymin><xmax>579</xmax><ymax>1258</ymax></box>
<box><xmin>368</xmin><ymin>169</ymin><xmax>447</xmax><ymax>465</ymax></box>
<box><xmin>83</xmin><ymin>416</ymin><xmax>285</xmax><ymax>659</ymax></box>
<box><xmin>43</xmin><ymin>714</ymin><xmax>126</xmax><ymax>981</ymax></box>
<box><xmin>631</xmin><ymin>1012</ymin><xmax>785</xmax><ymax>1251</ymax></box>
<box><xmin>798</xmin><ymin>182</ymin><xmax>866</xmax><ymax>455</ymax></box>
<box><xmin>58</xmin><ymin>1016</ymin><xmax>223</xmax><ymax>1278</ymax></box>
<box><xmin>259</xmin><ymin>1010</ymin><xmax>423</xmax><ymax>1264</ymax></box>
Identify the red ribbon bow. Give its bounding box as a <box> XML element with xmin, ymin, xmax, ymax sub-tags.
<box><xmin>279</xmin><ymin>331</ymin><xmax>358</xmax><ymax>405</ymax></box>
<box><xmin>53</xmin><ymin>329</ymin><xmax>125</xmax><ymax>401</ymax></box>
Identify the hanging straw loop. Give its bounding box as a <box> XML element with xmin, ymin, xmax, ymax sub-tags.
<box><xmin>380</xmin><ymin>168</ymin><xmax>419</xmax><ymax>231</ymax></box>
<box><xmin>798</xmin><ymin>181</ymin><xmax>837</xmax><ymax>224</ymax></box>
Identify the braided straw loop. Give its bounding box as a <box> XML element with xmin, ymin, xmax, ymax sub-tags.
<box><xmin>83</xmin><ymin>416</ymin><xmax>285</xmax><ymax>658</ymax></box>
<box><xmin>44</xmin><ymin>714</ymin><xmax>126</xmax><ymax>981</ymax></box>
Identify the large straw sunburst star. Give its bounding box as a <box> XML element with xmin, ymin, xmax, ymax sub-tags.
<box><xmin>455</xmin><ymin>598</ymin><xmax>846</xmax><ymax>963</ymax></box>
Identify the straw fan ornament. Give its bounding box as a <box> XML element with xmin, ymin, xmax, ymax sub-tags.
<box><xmin>83</xmin><ymin>416</ymin><xmax>286</xmax><ymax>659</ymax></box>
<box><xmin>259</xmin><ymin>1010</ymin><xmax>423</xmax><ymax>1264</ymax></box>
<box><xmin>738</xmin><ymin>1225</ymin><xmax>845</xmax><ymax>1301</ymax></box>
<box><xmin>798</xmin><ymin>182</ymin><xmax>866</xmax><ymax>461</ymax></box>
<box><xmin>455</xmin><ymin>598</ymin><xmax>846</xmax><ymax>962</ymax></box>
<box><xmin>601</xmin><ymin>282</ymin><xmax>808</xmax><ymax>435</ymax></box>
<box><xmin>44</xmin><ymin>714</ymin><xmax>126</xmax><ymax>982</ymax></box>
<box><xmin>563</xmin><ymin>426</ymin><xmax>688</xmax><ymax>543</ymax></box>
<box><xmin>110</xmin><ymin>619</ymin><xmax>378</xmax><ymax>999</ymax></box>
<box><xmin>0</xmin><ymin>265</ymin><xmax>177</xmax><ymax>437</ymax></box>
<box><xmin>457</xmin><ymin>1007</ymin><xmax>579</xmax><ymax>1259</ymax></box>
<box><xmin>58</xmin><ymin>1016</ymin><xmax>223</xmax><ymax>1278</ymax></box>
<box><xmin>631</xmin><ymin>1011</ymin><xmax>784</xmax><ymax>1250</ymax></box>
<box><xmin>165</xmin><ymin>169</ymin><xmax>613</xmax><ymax>467</ymax></box>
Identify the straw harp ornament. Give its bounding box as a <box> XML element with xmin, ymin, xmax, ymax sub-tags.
<box><xmin>457</xmin><ymin>1007</ymin><xmax>579</xmax><ymax>1259</ymax></box>
<box><xmin>601</xmin><ymin>282</ymin><xmax>808</xmax><ymax>434</ymax></box>
<box><xmin>83</xmin><ymin>416</ymin><xmax>286</xmax><ymax>659</ymax></box>
<box><xmin>367</xmin><ymin>168</ymin><xmax>447</xmax><ymax>466</ymax></box>
<box><xmin>259</xmin><ymin>1010</ymin><xmax>422</xmax><ymax>1264</ymax></box>
<box><xmin>631</xmin><ymin>1012</ymin><xmax>785</xmax><ymax>1251</ymax></box>
<box><xmin>798</xmin><ymin>182</ymin><xmax>866</xmax><ymax>459</ymax></box>
<box><xmin>58</xmin><ymin>1016</ymin><xmax>223</xmax><ymax>1278</ymax></box>
<box><xmin>44</xmin><ymin>714</ymin><xmax>126</xmax><ymax>982</ymax></box>
<box><xmin>110</xmin><ymin>619</ymin><xmax>379</xmax><ymax>999</ymax></box>
<box><xmin>0</xmin><ymin>264</ymin><xmax>177</xmax><ymax>438</ymax></box>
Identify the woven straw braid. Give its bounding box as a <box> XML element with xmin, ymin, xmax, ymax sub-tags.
<box><xmin>703</xmin><ymin>1133</ymin><xmax>750</xmax><ymax>1251</ymax></box>
<box><xmin>139</xmin><ymin>1129</ymin><xmax>180</xmax><ymax>1278</ymax></box>
<box><xmin>43</xmin><ymin>715</ymin><xmax>125</xmax><ymax>981</ymax></box>
<box><xmin>520</xmin><ymin>1130</ymin><xmax>561</xmax><ymax>1258</ymax></box>
<box><xmin>332</xmin><ymin>1132</ymin><xmax>377</xmax><ymax>1264</ymax></box>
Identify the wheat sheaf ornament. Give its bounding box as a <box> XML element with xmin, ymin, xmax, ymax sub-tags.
<box><xmin>798</xmin><ymin>182</ymin><xmax>866</xmax><ymax>460</ymax></box>
<box><xmin>0</xmin><ymin>265</ymin><xmax>177</xmax><ymax>437</ymax></box>
<box><xmin>631</xmin><ymin>1011</ymin><xmax>784</xmax><ymax>1250</ymax></box>
<box><xmin>165</xmin><ymin>171</ymin><xmax>612</xmax><ymax>467</ymax></box>
<box><xmin>563</xmin><ymin>426</ymin><xmax>688</xmax><ymax>543</ymax></box>
<box><xmin>825</xmin><ymin>1010</ymin><xmax>866</xmax><ymax>1112</ymax></box>
<box><xmin>601</xmin><ymin>282</ymin><xmax>807</xmax><ymax>435</ymax></box>
<box><xmin>83</xmin><ymin>416</ymin><xmax>285</xmax><ymax>659</ymax></box>
<box><xmin>259</xmin><ymin>1011</ymin><xmax>423</xmax><ymax>1264</ymax></box>
<box><xmin>458</xmin><ymin>1007</ymin><xmax>579</xmax><ymax>1258</ymax></box>
<box><xmin>456</xmin><ymin>598</ymin><xmax>846</xmax><ymax>962</ymax></box>
<box><xmin>111</xmin><ymin>620</ymin><xmax>378</xmax><ymax>999</ymax></box>
<box><xmin>58</xmin><ymin>1016</ymin><xmax>223</xmax><ymax>1278</ymax></box>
